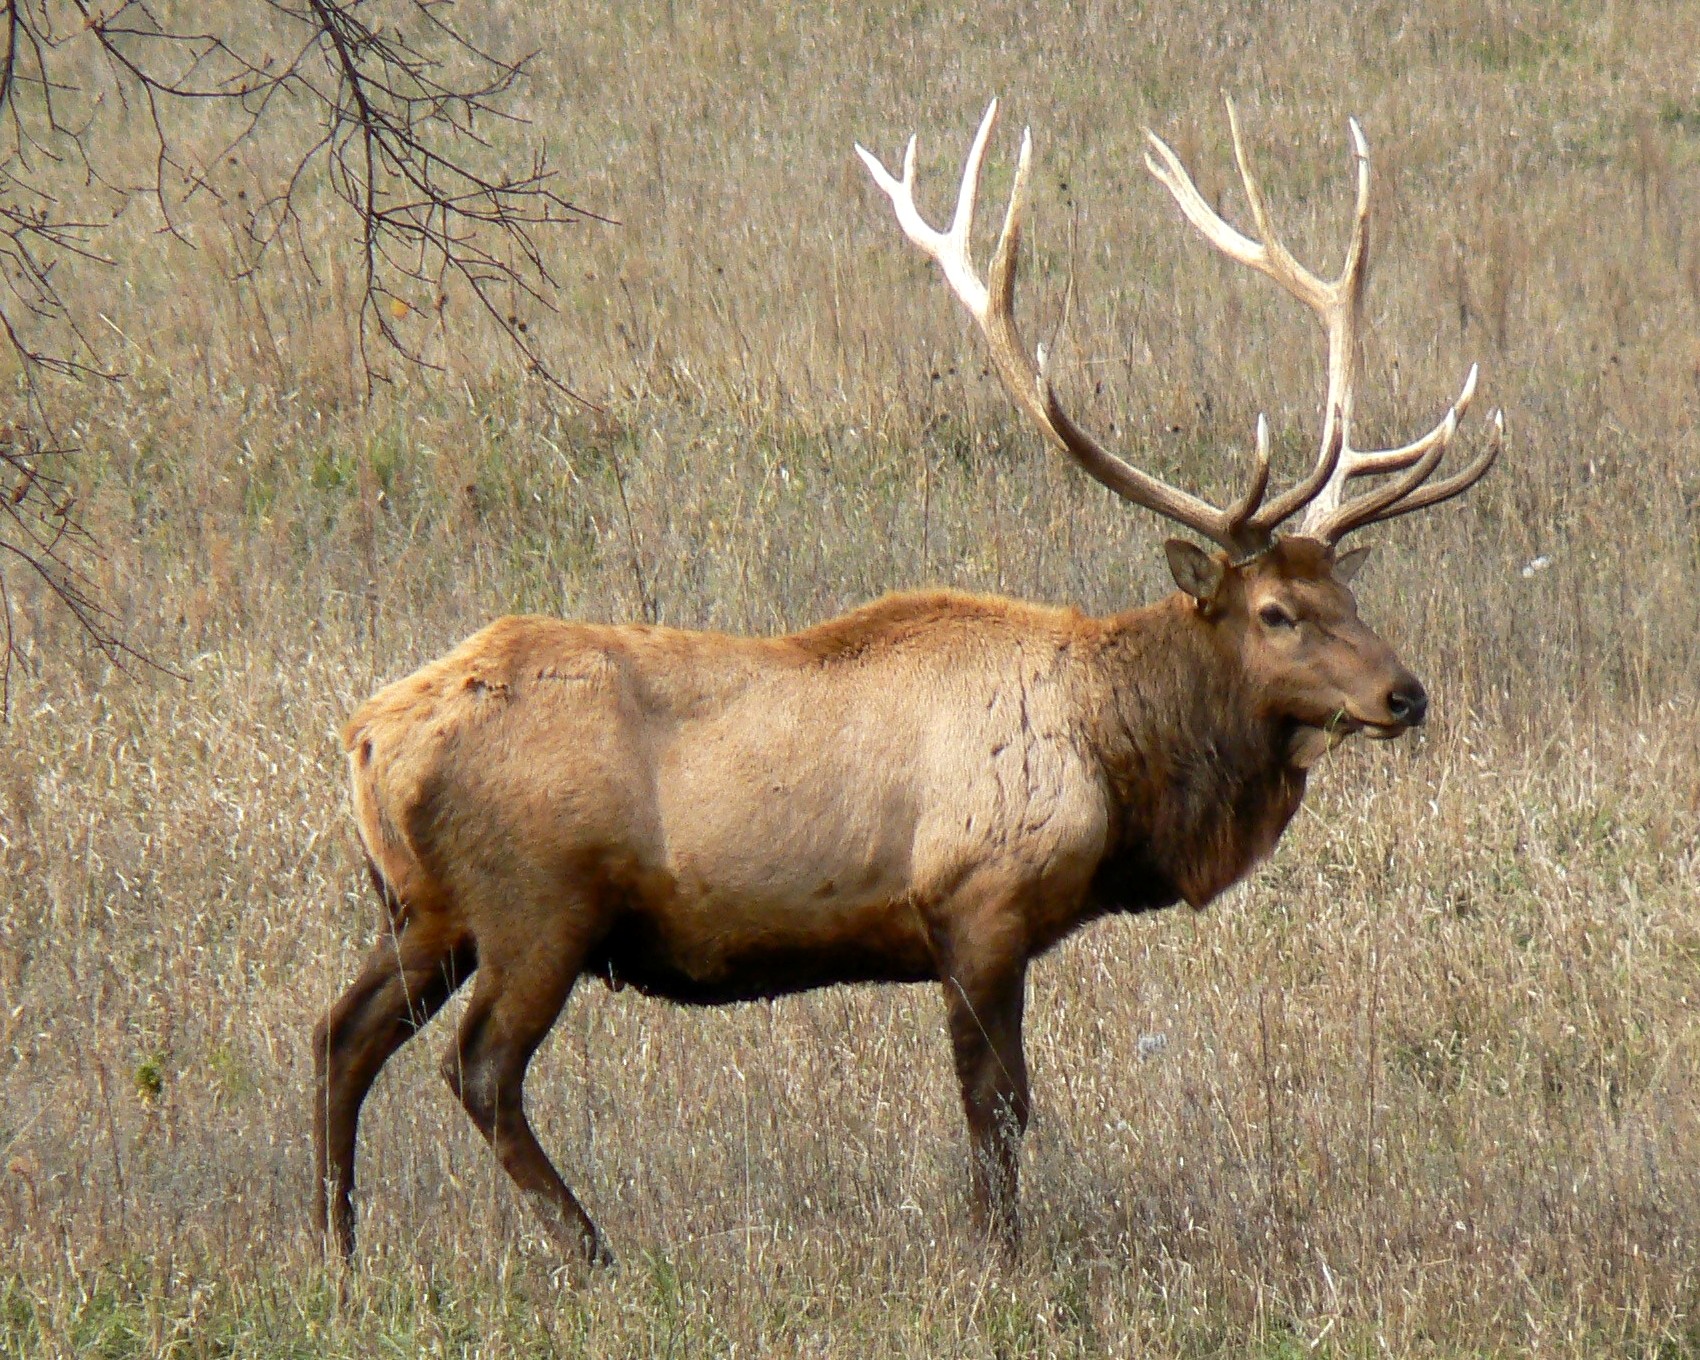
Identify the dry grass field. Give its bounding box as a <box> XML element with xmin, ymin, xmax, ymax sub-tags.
<box><xmin>5</xmin><ymin>0</ymin><xmax>1700</xmax><ymax>1353</ymax></box>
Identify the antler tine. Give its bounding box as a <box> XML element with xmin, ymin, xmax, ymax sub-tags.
<box><xmin>1223</xmin><ymin>102</ymin><xmax>1335</xmax><ymax>314</ymax></box>
<box><xmin>1143</xmin><ymin>129</ymin><xmax>1268</xmax><ymax>275</ymax></box>
<box><xmin>1307</xmin><ymin>115</ymin><xmax>1373</xmax><ymax>512</ymax></box>
<box><xmin>1310</xmin><ymin>409</ymin><xmax>1456</xmax><ymax>541</ymax></box>
<box><xmin>1331</xmin><ymin>409</ymin><xmax>1505</xmax><ymax>534</ymax></box>
<box><xmin>855</xmin><ymin>101</ymin><xmax>999</xmax><ymax>320</ymax></box>
<box><xmin>1252</xmin><ymin>409</ymin><xmax>1345</xmax><ymax>531</ymax></box>
<box><xmin>860</xmin><ymin>101</ymin><xmax>1273</xmax><ymax>557</ymax></box>
<box><xmin>1222</xmin><ymin>414</ymin><xmax>1273</xmax><ymax>536</ymax></box>
<box><xmin>1295</xmin><ymin>360</ymin><xmax>1480</xmax><ymax>532</ymax></box>
<box><xmin>1332</xmin><ymin>365</ymin><xmax>1478</xmax><ymax>479</ymax></box>
<box><xmin>1297</xmin><ymin>363</ymin><xmax>1484</xmax><ymax>538</ymax></box>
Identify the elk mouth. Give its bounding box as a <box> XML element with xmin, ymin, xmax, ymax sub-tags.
<box><xmin>1360</xmin><ymin>721</ymin><xmax>1408</xmax><ymax>741</ymax></box>
<box><xmin>1285</xmin><ymin>710</ymin><xmax>1407</xmax><ymax>768</ymax></box>
<box><xmin>1325</xmin><ymin>710</ymin><xmax>1412</xmax><ymax>742</ymax></box>
<box><xmin>1347</xmin><ymin>708</ymin><xmax>1426</xmax><ymax>741</ymax></box>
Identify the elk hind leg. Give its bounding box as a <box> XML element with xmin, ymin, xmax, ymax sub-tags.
<box><xmin>440</xmin><ymin>922</ymin><xmax>610</xmax><ymax>1266</ymax></box>
<box><xmin>313</xmin><ymin>920</ymin><xmax>473</xmax><ymax>1258</ymax></box>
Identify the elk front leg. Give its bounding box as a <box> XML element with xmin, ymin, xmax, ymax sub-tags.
<box><xmin>940</xmin><ymin>953</ymin><xmax>1030</xmax><ymax>1254</ymax></box>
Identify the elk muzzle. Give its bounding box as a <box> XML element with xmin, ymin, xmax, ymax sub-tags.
<box><xmin>1363</xmin><ymin>671</ymin><xmax>1428</xmax><ymax>737</ymax></box>
<box><xmin>1385</xmin><ymin>675</ymin><xmax>1428</xmax><ymax>727</ymax></box>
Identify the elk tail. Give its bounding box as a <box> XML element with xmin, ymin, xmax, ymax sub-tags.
<box><xmin>341</xmin><ymin>714</ymin><xmax>428</xmax><ymax>934</ymax></box>
<box><xmin>362</xmin><ymin>851</ymin><xmax>407</xmax><ymax>934</ymax></box>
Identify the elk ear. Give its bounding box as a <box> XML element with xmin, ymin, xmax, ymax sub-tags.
<box><xmin>1165</xmin><ymin>539</ymin><xmax>1225</xmax><ymax>604</ymax></box>
<box><xmin>1332</xmin><ymin>544</ymin><xmax>1372</xmax><ymax>584</ymax></box>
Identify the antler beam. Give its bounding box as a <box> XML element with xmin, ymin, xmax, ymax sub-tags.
<box><xmin>857</xmin><ymin>101</ymin><xmax>1292</xmax><ymax>559</ymax></box>
<box><xmin>1144</xmin><ymin>104</ymin><xmax>1502</xmax><ymax>544</ymax></box>
<box><xmin>860</xmin><ymin>100</ymin><xmax>1503</xmax><ymax>554</ymax></box>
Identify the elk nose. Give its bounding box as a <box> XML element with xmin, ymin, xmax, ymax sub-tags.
<box><xmin>1386</xmin><ymin>678</ymin><xmax>1428</xmax><ymax>727</ymax></box>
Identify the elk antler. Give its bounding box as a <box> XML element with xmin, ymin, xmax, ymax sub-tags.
<box><xmin>857</xmin><ymin>100</ymin><xmax>1308</xmax><ymax>560</ymax></box>
<box><xmin>1144</xmin><ymin>104</ymin><xmax>1502</xmax><ymax>544</ymax></box>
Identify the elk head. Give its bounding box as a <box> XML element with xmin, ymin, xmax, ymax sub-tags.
<box><xmin>858</xmin><ymin>101</ymin><xmax>1501</xmax><ymax>755</ymax></box>
<box><xmin>1166</xmin><ymin>535</ymin><xmax>1426</xmax><ymax>766</ymax></box>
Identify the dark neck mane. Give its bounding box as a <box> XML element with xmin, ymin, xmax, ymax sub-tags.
<box><xmin>1089</xmin><ymin>598</ymin><xmax>1306</xmax><ymax>911</ymax></box>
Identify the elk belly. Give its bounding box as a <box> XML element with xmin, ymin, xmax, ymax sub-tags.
<box><xmin>592</xmin><ymin>750</ymin><xmax>935</xmax><ymax>1002</ymax></box>
<box><xmin>588</xmin><ymin>878</ymin><xmax>937</xmax><ymax>1004</ymax></box>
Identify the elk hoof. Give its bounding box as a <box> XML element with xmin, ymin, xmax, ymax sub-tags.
<box><xmin>585</xmin><ymin>1234</ymin><xmax>616</xmax><ymax>1270</ymax></box>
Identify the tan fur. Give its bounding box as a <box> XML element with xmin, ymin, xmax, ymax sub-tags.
<box><xmin>311</xmin><ymin>538</ymin><xmax>1427</xmax><ymax>1263</ymax></box>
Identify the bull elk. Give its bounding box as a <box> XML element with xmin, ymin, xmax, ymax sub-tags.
<box><xmin>313</xmin><ymin>100</ymin><xmax>1501</xmax><ymax>1264</ymax></box>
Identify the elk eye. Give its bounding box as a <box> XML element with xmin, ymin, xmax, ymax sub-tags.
<box><xmin>1259</xmin><ymin>604</ymin><xmax>1295</xmax><ymax>629</ymax></box>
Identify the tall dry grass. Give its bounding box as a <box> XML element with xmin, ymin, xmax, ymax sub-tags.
<box><xmin>5</xmin><ymin>0</ymin><xmax>1700</xmax><ymax>1354</ymax></box>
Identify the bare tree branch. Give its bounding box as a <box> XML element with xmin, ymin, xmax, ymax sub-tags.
<box><xmin>0</xmin><ymin>424</ymin><xmax>160</xmax><ymax>715</ymax></box>
<box><xmin>0</xmin><ymin>0</ymin><xmax>602</xmax><ymax>713</ymax></box>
